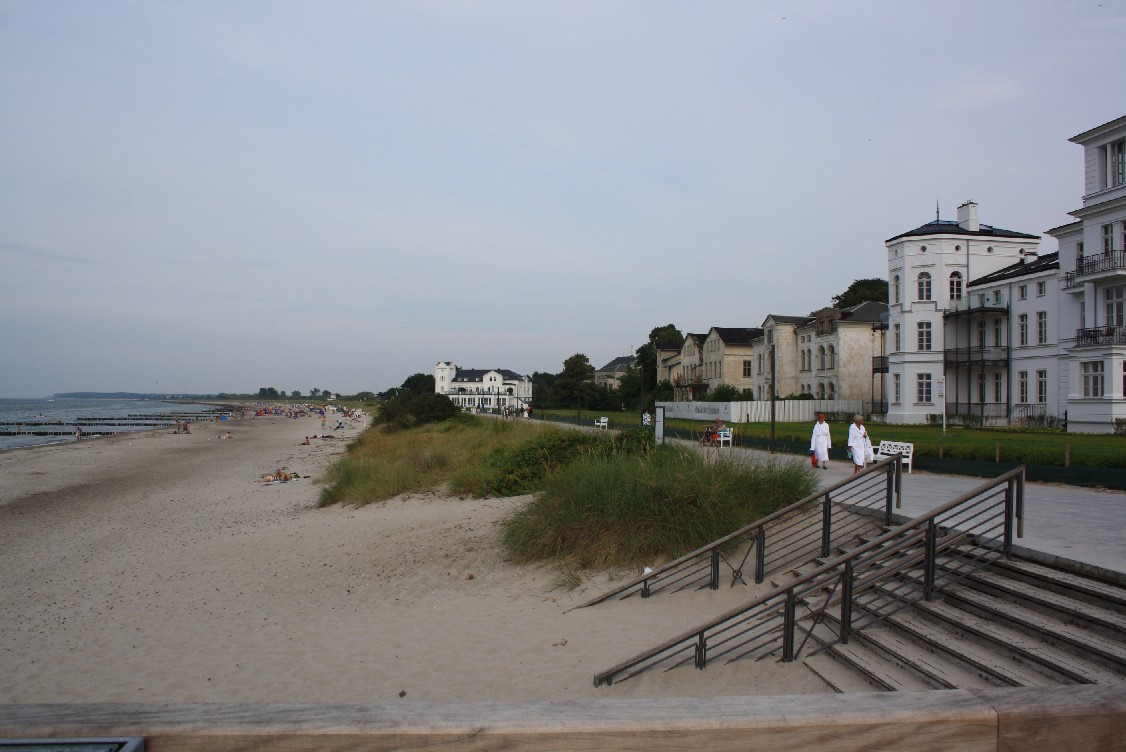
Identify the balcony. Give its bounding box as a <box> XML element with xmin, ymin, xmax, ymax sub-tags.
<box><xmin>1076</xmin><ymin>250</ymin><xmax>1126</xmax><ymax>279</ymax></box>
<box><xmin>872</xmin><ymin>355</ymin><xmax>889</xmax><ymax>373</ymax></box>
<box><xmin>1075</xmin><ymin>326</ymin><xmax>1126</xmax><ymax>347</ymax></box>
<box><xmin>944</xmin><ymin>291</ymin><xmax>1007</xmax><ymax>317</ymax></box>
<box><xmin>1062</xmin><ymin>271</ymin><xmax>1082</xmax><ymax>290</ymax></box>
<box><xmin>944</xmin><ymin>346</ymin><xmax>1009</xmax><ymax>368</ymax></box>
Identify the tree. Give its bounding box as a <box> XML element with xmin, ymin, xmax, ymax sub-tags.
<box><xmin>257</xmin><ymin>387</ymin><xmax>279</xmax><ymax>399</ymax></box>
<box><xmin>635</xmin><ymin>324</ymin><xmax>684</xmax><ymax>396</ymax></box>
<box><xmin>705</xmin><ymin>383</ymin><xmax>740</xmax><ymax>402</ymax></box>
<box><xmin>550</xmin><ymin>353</ymin><xmax>596</xmax><ymax>408</ymax></box>
<box><xmin>310</xmin><ymin>388</ymin><xmax>321</xmax><ymax>397</ymax></box>
<box><xmin>399</xmin><ymin>373</ymin><xmax>435</xmax><ymax>396</ymax></box>
<box><xmin>831</xmin><ymin>278</ymin><xmax>888</xmax><ymax>309</ymax></box>
<box><xmin>290</xmin><ymin>390</ymin><xmax>301</xmax><ymax>398</ymax></box>
<box><xmin>353</xmin><ymin>391</ymin><xmax>376</xmax><ymax>402</ymax></box>
<box><xmin>617</xmin><ymin>365</ymin><xmax>642</xmax><ymax>410</ymax></box>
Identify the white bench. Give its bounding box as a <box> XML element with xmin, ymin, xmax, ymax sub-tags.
<box><xmin>594</xmin><ymin>417</ymin><xmax>609</xmax><ymax>430</ymax></box>
<box><xmin>715</xmin><ymin>428</ymin><xmax>734</xmax><ymax>448</ymax></box>
<box><xmin>876</xmin><ymin>440</ymin><xmax>914</xmax><ymax>473</ymax></box>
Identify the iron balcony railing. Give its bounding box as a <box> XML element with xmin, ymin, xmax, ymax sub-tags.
<box><xmin>1075</xmin><ymin>326</ymin><xmax>1126</xmax><ymax>347</ymax></box>
<box><xmin>943</xmin><ymin>346</ymin><xmax>1009</xmax><ymax>367</ymax></box>
<box><xmin>1076</xmin><ymin>250</ymin><xmax>1126</xmax><ymax>278</ymax></box>
<box><xmin>1009</xmin><ymin>403</ymin><xmax>1047</xmax><ymax>421</ymax></box>
<box><xmin>1063</xmin><ymin>271</ymin><xmax>1081</xmax><ymax>289</ymax></box>
<box><xmin>872</xmin><ymin>355</ymin><xmax>889</xmax><ymax>373</ymax></box>
<box><xmin>593</xmin><ymin>467</ymin><xmax>1025</xmax><ymax>687</ymax></box>
<box><xmin>945</xmin><ymin>292</ymin><xmax>1007</xmax><ymax>315</ymax></box>
<box><xmin>573</xmin><ymin>455</ymin><xmax>903</xmax><ymax>608</ymax></box>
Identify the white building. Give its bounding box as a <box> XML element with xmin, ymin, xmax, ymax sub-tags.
<box><xmin>1049</xmin><ymin>115</ymin><xmax>1126</xmax><ymax>433</ymax></box>
<box><xmin>885</xmin><ymin>201</ymin><xmax>1042</xmax><ymax>425</ymax></box>
<box><xmin>433</xmin><ymin>362</ymin><xmax>533</xmax><ymax>412</ymax></box>
<box><xmin>884</xmin><ymin>114</ymin><xmax>1126</xmax><ymax>432</ymax></box>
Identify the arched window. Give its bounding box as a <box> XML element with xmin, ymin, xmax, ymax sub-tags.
<box><xmin>818</xmin><ymin>346</ymin><xmax>826</xmax><ymax>370</ymax></box>
<box><xmin>917</xmin><ymin>272</ymin><xmax>932</xmax><ymax>301</ymax></box>
<box><xmin>949</xmin><ymin>271</ymin><xmax>963</xmax><ymax>301</ymax></box>
<box><xmin>893</xmin><ymin>275</ymin><xmax>901</xmax><ymax>304</ymax></box>
<box><xmin>828</xmin><ymin>382</ymin><xmax>836</xmax><ymax>399</ymax></box>
<box><xmin>817</xmin><ymin>383</ymin><xmax>826</xmax><ymax>399</ymax></box>
<box><xmin>828</xmin><ymin>345</ymin><xmax>836</xmax><ymax>369</ymax></box>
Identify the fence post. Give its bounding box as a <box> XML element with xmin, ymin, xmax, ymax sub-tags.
<box><xmin>694</xmin><ymin>632</ymin><xmax>707</xmax><ymax>669</ymax></box>
<box><xmin>1003</xmin><ymin>477</ymin><xmax>1015</xmax><ymax>557</ymax></box>
<box><xmin>783</xmin><ymin>590</ymin><xmax>796</xmax><ymax>662</ymax></box>
<box><xmin>840</xmin><ymin>562</ymin><xmax>854</xmax><ymax>644</ymax></box>
<box><xmin>924</xmin><ymin>521</ymin><xmax>937</xmax><ymax>601</ymax></box>
<box><xmin>755</xmin><ymin>526</ymin><xmax>766</xmax><ymax>584</ymax></box>
<box><xmin>710</xmin><ymin>548</ymin><xmax>720</xmax><ymax>590</ymax></box>
<box><xmin>1016</xmin><ymin>469</ymin><xmax>1025</xmax><ymax>539</ymax></box>
<box><xmin>821</xmin><ymin>492</ymin><xmax>832</xmax><ymax>557</ymax></box>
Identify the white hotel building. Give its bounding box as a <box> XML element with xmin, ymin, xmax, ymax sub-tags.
<box><xmin>885</xmin><ymin>115</ymin><xmax>1126</xmax><ymax>433</ymax></box>
<box><xmin>433</xmin><ymin>362</ymin><xmax>533</xmax><ymax>412</ymax></box>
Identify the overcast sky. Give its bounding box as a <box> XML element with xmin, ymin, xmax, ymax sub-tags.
<box><xmin>2</xmin><ymin>1</ymin><xmax>1124</xmax><ymax>397</ymax></box>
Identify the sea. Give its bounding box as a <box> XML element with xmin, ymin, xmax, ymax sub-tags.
<box><xmin>0</xmin><ymin>397</ymin><xmax>224</xmax><ymax>452</ymax></box>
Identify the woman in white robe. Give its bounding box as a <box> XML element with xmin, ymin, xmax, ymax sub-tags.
<box><xmin>809</xmin><ymin>413</ymin><xmax>831</xmax><ymax>469</ymax></box>
<box><xmin>847</xmin><ymin>414</ymin><xmax>873</xmax><ymax>474</ymax></box>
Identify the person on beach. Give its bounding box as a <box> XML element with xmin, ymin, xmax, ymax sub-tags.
<box><xmin>74</xmin><ymin>425</ymin><xmax>83</xmax><ymax>441</ymax></box>
<box><xmin>809</xmin><ymin>413</ymin><xmax>831</xmax><ymax>469</ymax></box>
<box><xmin>302</xmin><ymin>436</ymin><xmax>310</xmax><ymax>445</ymax></box>
<box><xmin>847</xmin><ymin>414</ymin><xmax>873</xmax><ymax>474</ymax></box>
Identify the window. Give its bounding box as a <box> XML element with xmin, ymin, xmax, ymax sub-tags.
<box><xmin>818</xmin><ymin>346</ymin><xmax>826</xmax><ymax>370</ymax></box>
<box><xmin>1102</xmin><ymin>138</ymin><xmax>1126</xmax><ymax>189</ymax></box>
<box><xmin>1036</xmin><ymin>370</ymin><xmax>1047</xmax><ymax>404</ymax></box>
<box><xmin>1036</xmin><ymin>281</ymin><xmax>1046</xmax><ymax>297</ymax></box>
<box><xmin>828</xmin><ymin>382</ymin><xmax>836</xmax><ymax>399</ymax></box>
<box><xmin>1078</xmin><ymin>241</ymin><xmax>1085</xmax><ymax>259</ymax></box>
<box><xmin>893</xmin><ymin>275</ymin><xmax>901</xmax><ymax>304</ymax></box>
<box><xmin>1107</xmin><ymin>286</ymin><xmax>1125</xmax><ymax>327</ymax></box>
<box><xmin>977</xmin><ymin>372</ymin><xmax>986</xmax><ymax>403</ymax></box>
<box><xmin>917</xmin><ymin>373</ymin><xmax>932</xmax><ymax>403</ymax></box>
<box><xmin>893</xmin><ymin>323</ymin><xmax>901</xmax><ymax>352</ymax></box>
<box><xmin>1082</xmin><ymin>361</ymin><xmax>1104</xmax><ymax>398</ymax></box>
<box><xmin>917</xmin><ymin>272</ymin><xmax>932</xmax><ymax>301</ymax></box>
<box><xmin>893</xmin><ymin>373</ymin><xmax>901</xmax><ymax>404</ymax></box>
<box><xmin>757</xmin><ymin>354</ymin><xmax>763</xmax><ymax>374</ymax></box>
<box><xmin>977</xmin><ymin>320</ymin><xmax>986</xmax><ymax>348</ymax></box>
<box><xmin>994</xmin><ymin>373</ymin><xmax>1003</xmax><ymax>403</ymax></box>
<box><xmin>1018</xmin><ymin>314</ymin><xmax>1028</xmax><ymax>346</ymax></box>
<box><xmin>1104</xmin><ymin>223</ymin><xmax>1115</xmax><ymax>254</ymax></box>
<box><xmin>949</xmin><ymin>271</ymin><xmax>963</xmax><ymax>300</ymax></box>
<box><xmin>917</xmin><ymin>321</ymin><xmax>932</xmax><ymax>351</ymax></box>
<box><xmin>1018</xmin><ymin>371</ymin><xmax>1028</xmax><ymax>403</ymax></box>
<box><xmin>1037</xmin><ymin>311</ymin><xmax>1048</xmax><ymax>344</ymax></box>
<box><xmin>1018</xmin><ymin>284</ymin><xmax>1027</xmax><ymax>300</ymax></box>
<box><xmin>743</xmin><ymin>360</ymin><xmax>752</xmax><ymax>378</ymax></box>
<box><xmin>993</xmin><ymin>318</ymin><xmax>1003</xmax><ymax>347</ymax></box>
<box><xmin>828</xmin><ymin>345</ymin><xmax>836</xmax><ymax>369</ymax></box>
<box><xmin>817</xmin><ymin>383</ymin><xmax>825</xmax><ymax>399</ymax></box>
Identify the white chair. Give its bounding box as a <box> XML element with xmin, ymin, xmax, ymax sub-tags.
<box><xmin>875</xmin><ymin>440</ymin><xmax>914</xmax><ymax>473</ymax></box>
<box><xmin>716</xmin><ymin>428</ymin><xmax>734</xmax><ymax>447</ymax></box>
<box><xmin>594</xmin><ymin>417</ymin><xmax>609</xmax><ymax>430</ymax></box>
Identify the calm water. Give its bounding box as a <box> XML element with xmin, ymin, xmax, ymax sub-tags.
<box><xmin>0</xmin><ymin>398</ymin><xmax>222</xmax><ymax>451</ymax></box>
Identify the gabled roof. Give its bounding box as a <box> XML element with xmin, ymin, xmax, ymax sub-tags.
<box><xmin>839</xmin><ymin>301</ymin><xmax>889</xmax><ymax>323</ymax></box>
<box><xmin>450</xmin><ymin>368</ymin><xmax>526</xmax><ymax>383</ymax></box>
<box><xmin>967</xmin><ymin>252</ymin><xmax>1060</xmax><ymax>288</ymax></box>
<box><xmin>710</xmin><ymin>327</ymin><xmax>764</xmax><ymax>345</ymax></box>
<box><xmin>765</xmin><ymin>314</ymin><xmax>810</xmax><ymax>325</ymax></box>
<box><xmin>886</xmin><ymin>219</ymin><xmax>1039</xmax><ymax>243</ymax></box>
<box><xmin>597</xmin><ymin>355</ymin><xmax>635</xmax><ymax>373</ymax></box>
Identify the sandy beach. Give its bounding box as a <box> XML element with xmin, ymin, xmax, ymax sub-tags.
<box><xmin>0</xmin><ymin>413</ymin><xmax>830</xmax><ymax>704</ymax></box>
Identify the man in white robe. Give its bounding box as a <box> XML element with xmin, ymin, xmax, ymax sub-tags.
<box><xmin>809</xmin><ymin>413</ymin><xmax>831</xmax><ymax>469</ymax></box>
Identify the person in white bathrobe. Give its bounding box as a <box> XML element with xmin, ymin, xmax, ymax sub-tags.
<box><xmin>847</xmin><ymin>414</ymin><xmax>873</xmax><ymax>474</ymax></box>
<box><xmin>809</xmin><ymin>413</ymin><xmax>831</xmax><ymax>469</ymax></box>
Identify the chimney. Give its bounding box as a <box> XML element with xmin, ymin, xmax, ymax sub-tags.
<box><xmin>957</xmin><ymin>200</ymin><xmax>979</xmax><ymax>232</ymax></box>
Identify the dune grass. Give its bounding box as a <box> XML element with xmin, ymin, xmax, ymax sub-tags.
<box><xmin>501</xmin><ymin>446</ymin><xmax>818</xmax><ymax>569</ymax></box>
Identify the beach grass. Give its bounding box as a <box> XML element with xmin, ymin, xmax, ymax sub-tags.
<box><xmin>501</xmin><ymin>446</ymin><xmax>818</xmax><ymax>569</ymax></box>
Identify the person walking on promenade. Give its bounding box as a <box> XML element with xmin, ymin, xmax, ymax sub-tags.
<box><xmin>847</xmin><ymin>414</ymin><xmax>873</xmax><ymax>474</ymax></box>
<box><xmin>809</xmin><ymin>412</ymin><xmax>831</xmax><ymax>469</ymax></box>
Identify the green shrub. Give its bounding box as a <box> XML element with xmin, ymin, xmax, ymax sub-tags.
<box><xmin>502</xmin><ymin>447</ymin><xmax>817</xmax><ymax>569</ymax></box>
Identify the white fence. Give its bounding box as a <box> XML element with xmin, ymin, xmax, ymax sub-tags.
<box><xmin>657</xmin><ymin>400</ymin><xmax>870</xmax><ymax>423</ymax></box>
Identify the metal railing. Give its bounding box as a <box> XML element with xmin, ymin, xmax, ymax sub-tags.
<box><xmin>1009</xmin><ymin>403</ymin><xmax>1047</xmax><ymax>421</ymax></box>
<box><xmin>592</xmin><ymin>467</ymin><xmax>1025</xmax><ymax>687</ymax></box>
<box><xmin>1063</xmin><ymin>271</ymin><xmax>1081</xmax><ymax>289</ymax></box>
<box><xmin>947</xmin><ymin>402</ymin><xmax>1009</xmax><ymax>418</ymax></box>
<box><xmin>1075</xmin><ymin>326</ymin><xmax>1126</xmax><ymax>347</ymax></box>
<box><xmin>943</xmin><ymin>346</ymin><xmax>1009</xmax><ymax>367</ymax></box>
<box><xmin>1076</xmin><ymin>250</ymin><xmax>1126</xmax><ymax>277</ymax></box>
<box><xmin>574</xmin><ymin>456</ymin><xmax>902</xmax><ymax>609</ymax></box>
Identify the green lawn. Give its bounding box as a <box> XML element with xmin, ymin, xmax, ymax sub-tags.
<box><xmin>540</xmin><ymin>409</ymin><xmax>1125</xmax><ymax>469</ymax></box>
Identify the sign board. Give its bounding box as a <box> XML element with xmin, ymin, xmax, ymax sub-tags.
<box><xmin>936</xmin><ymin>376</ymin><xmax>945</xmax><ymax>399</ymax></box>
<box><xmin>654</xmin><ymin>406</ymin><xmax>665</xmax><ymax>445</ymax></box>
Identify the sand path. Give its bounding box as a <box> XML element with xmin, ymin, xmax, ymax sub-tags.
<box><xmin>0</xmin><ymin>414</ymin><xmax>829</xmax><ymax>703</ymax></box>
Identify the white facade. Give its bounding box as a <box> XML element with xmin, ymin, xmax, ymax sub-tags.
<box><xmin>1052</xmin><ymin>115</ymin><xmax>1126</xmax><ymax>433</ymax></box>
<box><xmin>433</xmin><ymin>362</ymin><xmax>533</xmax><ymax>411</ymax></box>
<box><xmin>885</xmin><ymin>201</ymin><xmax>1043</xmax><ymax>425</ymax></box>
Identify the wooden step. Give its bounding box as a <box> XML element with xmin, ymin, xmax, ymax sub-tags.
<box><xmin>963</xmin><ymin>569</ymin><xmax>1126</xmax><ymax>636</ymax></box>
<box><xmin>941</xmin><ymin>585</ymin><xmax>1126</xmax><ymax>670</ymax></box>
<box><xmin>827</xmin><ymin>641</ymin><xmax>935</xmax><ymax>691</ymax></box>
<box><xmin>883</xmin><ymin>610</ymin><xmax>1062</xmax><ymax>688</ymax></box>
<box><xmin>802</xmin><ymin>653</ymin><xmax>882</xmax><ymax>693</ymax></box>
<box><xmin>847</xmin><ymin>626</ymin><xmax>999</xmax><ymax>690</ymax></box>
<box><xmin>913</xmin><ymin>598</ymin><xmax>1125</xmax><ymax>685</ymax></box>
<box><xmin>989</xmin><ymin>557</ymin><xmax>1126</xmax><ymax>613</ymax></box>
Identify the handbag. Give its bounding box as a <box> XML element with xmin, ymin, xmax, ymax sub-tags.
<box><xmin>810</xmin><ymin>451</ymin><xmax>818</xmax><ymax>467</ymax></box>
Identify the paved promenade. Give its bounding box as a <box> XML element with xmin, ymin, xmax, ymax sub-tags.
<box><xmin>729</xmin><ymin>445</ymin><xmax>1126</xmax><ymax>579</ymax></box>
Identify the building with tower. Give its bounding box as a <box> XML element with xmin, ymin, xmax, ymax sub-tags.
<box><xmin>433</xmin><ymin>362</ymin><xmax>532</xmax><ymax>412</ymax></box>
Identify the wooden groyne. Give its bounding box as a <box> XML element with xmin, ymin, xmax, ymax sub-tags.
<box><xmin>0</xmin><ymin>411</ymin><xmax>235</xmax><ymax>436</ymax></box>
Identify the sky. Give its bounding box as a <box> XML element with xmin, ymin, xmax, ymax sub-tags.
<box><xmin>2</xmin><ymin>1</ymin><xmax>1125</xmax><ymax>398</ymax></box>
